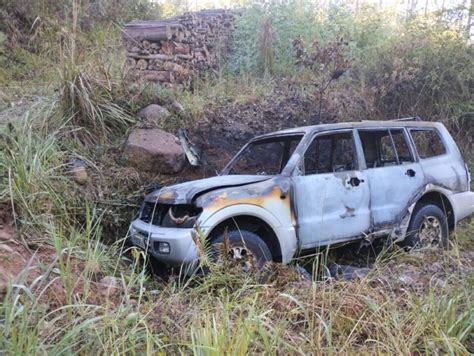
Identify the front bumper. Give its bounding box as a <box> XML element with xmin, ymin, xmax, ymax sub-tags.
<box><xmin>129</xmin><ymin>219</ymin><xmax>199</xmax><ymax>267</ymax></box>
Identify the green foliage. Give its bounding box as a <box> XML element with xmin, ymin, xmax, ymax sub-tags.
<box><xmin>229</xmin><ymin>1</ymin><xmax>320</xmax><ymax>75</ymax></box>
<box><xmin>229</xmin><ymin>1</ymin><xmax>473</xmax><ymax>143</ymax></box>
<box><xmin>0</xmin><ymin>112</ymin><xmax>70</xmax><ymax>233</ymax></box>
<box><xmin>0</xmin><ymin>1</ymin><xmax>473</xmax><ymax>354</ymax></box>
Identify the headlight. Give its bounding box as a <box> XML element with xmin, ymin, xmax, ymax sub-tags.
<box><xmin>139</xmin><ymin>202</ymin><xmax>202</xmax><ymax>228</ymax></box>
<box><xmin>163</xmin><ymin>204</ymin><xmax>202</xmax><ymax>228</ymax></box>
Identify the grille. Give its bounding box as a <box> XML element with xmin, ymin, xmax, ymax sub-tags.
<box><xmin>140</xmin><ymin>202</ymin><xmax>169</xmax><ymax>226</ymax></box>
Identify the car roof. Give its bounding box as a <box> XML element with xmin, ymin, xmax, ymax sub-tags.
<box><xmin>254</xmin><ymin>120</ymin><xmax>442</xmax><ymax>140</ymax></box>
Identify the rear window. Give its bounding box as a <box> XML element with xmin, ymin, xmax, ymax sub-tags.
<box><xmin>410</xmin><ymin>129</ymin><xmax>446</xmax><ymax>159</ymax></box>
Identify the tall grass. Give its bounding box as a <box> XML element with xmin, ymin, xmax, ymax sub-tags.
<box><xmin>57</xmin><ymin>2</ymin><xmax>135</xmax><ymax>145</ymax></box>
<box><xmin>0</xmin><ymin>221</ymin><xmax>165</xmax><ymax>354</ymax></box>
<box><xmin>0</xmin><ymin>111</ymin><xmax>70</xmax><ymax>235</ymax></box>
<box><xmin>228</xmin><ymin>1</ymin><xmax>473</xmax><ymax>141</ymax></box>
<box><xmin>0</xmin><ymin>1</ymin><xmax>473</xmax><ymax>354</ymax></box>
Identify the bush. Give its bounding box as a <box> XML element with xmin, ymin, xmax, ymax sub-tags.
<box><xmin>228</xmin><ymin>2</ymin><xmax>473</xmax><ymax>146</ymax></box>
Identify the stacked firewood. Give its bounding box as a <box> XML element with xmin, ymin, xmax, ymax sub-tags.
<box><xmin>123</xmin><ymin>9</ymin><xmax>235</xmax><ymax>87</ymax></box>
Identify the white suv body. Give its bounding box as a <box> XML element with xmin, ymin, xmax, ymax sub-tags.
<box><xmin>129</xmin><ymin>121</ymin><xmax>474</xmax><ymax>268</ymax></box>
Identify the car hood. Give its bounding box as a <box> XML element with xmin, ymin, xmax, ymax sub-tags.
<box><xmin>144</xmin><ymin>175</ymin><xmax>273</xmax><ymax>205</ymax></box>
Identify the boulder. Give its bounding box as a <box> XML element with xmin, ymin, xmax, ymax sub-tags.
<box><xmin>138</xmin><ymin>104</ymin><xmax>170</xmax><ymax>128</ymax></box>
<box><xmin>123</xmin><ymin>128</ymin><xmax>185</xmax><ymax>173</ymax></box>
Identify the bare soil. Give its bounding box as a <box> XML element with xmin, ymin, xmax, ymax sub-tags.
<box><xmin>189</xmin><ymin>81</ymin><xmax>329</xmax><ymax>176</ymax></box>
<box><xmin>0</xmin><ymin>203</ymin><xmax>121</xmax><ymax>306</ymax></box>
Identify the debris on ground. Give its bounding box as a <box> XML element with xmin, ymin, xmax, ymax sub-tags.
<box><xmin>178</xmin><ymin>128</ymin><xmax>200</xmax><ymax>166</ymax></box>
<box><xmin>326</xmin><ymin>263</ymin><xmax>372</xmax><ymax>281</ymax></box>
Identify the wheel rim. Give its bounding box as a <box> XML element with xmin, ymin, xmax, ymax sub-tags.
<box><xmin>417</xmin><ymin>215</ymin><xmax>442</xmax><ymax>247</ymax></box>
<box><xmin>228</xmin><ymin>246</ymin><xmax>254</xmax><ymax>271</ymax></box>
<box><xmin>217</xmin><ymin>245</ymin><xmax>257</xmax><ymax>272</ymax></box>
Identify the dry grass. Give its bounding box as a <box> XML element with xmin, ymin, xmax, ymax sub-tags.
<box><xmin>0</xmin><ymin>223</ymin><xmax>472</xmax><ymax>354</ymax></box>
<box><xmin>0</xmin><ymin>2</ymin><xmax>473</xmax><ymax>354</ymax></box>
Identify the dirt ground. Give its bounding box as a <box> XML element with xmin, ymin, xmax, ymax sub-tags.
<box><xmin>0</xmin><ymin>203</ymin><xmax>122</xmax><ymax>306</ymax></box>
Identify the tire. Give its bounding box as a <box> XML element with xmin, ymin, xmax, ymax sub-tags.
<box><xmin>210</xmin><ymin>230</ymin><xmax>272</xmax><ymax>270</ymax></box>
<box><xmin>403</xmin><ymin>204</ymin><xmax>449</xmax><ymax>249</ymax></box>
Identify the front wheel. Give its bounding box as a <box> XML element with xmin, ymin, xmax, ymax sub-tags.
<box><xmin>210</xmin><ymin>230</ymin><xmax>272</xmax><ymax>270</ymax></box>
<box><xmin>402</xmin><ymin>204</ymin><xmax>449</xmax><ymax>249</ymax></box>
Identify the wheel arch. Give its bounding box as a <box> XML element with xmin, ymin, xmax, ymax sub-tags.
<box><xmin>410</xmin><ymin>189</ymin><xmax>455</xmax><ymax>231</ymax></box>
<box><xmin>200</xmin><ymin>204</ymin><xmax>297</xmax><ymax>263</ymax></box>
<box><xmin>207</xmin><ymin>215</ymin><xmax>282</xmax><ymax>262</ymax></box>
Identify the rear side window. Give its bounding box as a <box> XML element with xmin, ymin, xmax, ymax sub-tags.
<box><xmin>410</xmin><ymin>129</ymin><xmax>446</xmax><ymax>159</ymax></box>
<box><xmin>358</xmin><ymin>129</ymin><xmax>414</xmax><ymax>168</ymax></box>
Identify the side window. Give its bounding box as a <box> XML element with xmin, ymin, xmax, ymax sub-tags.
<box><xmin>359</xmin><ymin>128</ymin><xmax>414</xmax><ymax>168</ymax></box>
<box><xmin>230</xmin><ymin>136</ymin><xmax>302</xmax><ymax>175</ymax></box>
<box><xmin>303</xmin><ymin>131</ymin><xmax>355</xmax><ymax>175</ymax></box>
<box><xmin>410</xmin><ymin>129</ymin><xmax>446</xmax><ymax>159</ymax></box>
<box><xmin>391</xmin><ymin>129</ymin><xmax>414</xmax><ymax>164</ymax></box>
<box><xmin>379</xmin><ymin>135</ymin><xmax>397</xmax><ymax>162</ymax></box>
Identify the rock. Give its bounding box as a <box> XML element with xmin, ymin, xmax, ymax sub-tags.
<box><xmin>398</xmin><ymin>274</ymin><xmax>416</xmax><ymax>286</ymax></box>
<box><xmin>138</xmin><ymin>104</ymin><xmax>170</xmax><ymax>128</ymax></box>
<box><xmin>99</xmin><ymin>276</ymin><xmax>120</xmax><ymax>297</ymax></box>
<box><xmin>68</xmin><ymin>159</ymin><xmax>88</xmax><ymax>185</ymax></box>
<box><xmin>0</xmin><ymin>244</ymin><xmax>14</xmax><ymax>253</ymax></box>
<box><xmin>0</xmin><ymin>224</ymin><xmax>16</xmax><ymax>241</ymax></box>
<box><xmin>295</xmin><ymin>264</ymin><xmax>312</xmax><ymax>284</ymax></box>
<box><xmin>123</xmin><ymin>128</ymin><xmax>185</xmax><ymax>174</ymax></box>
<box><xmin>72</xmin><ymin>166</ymin><xmax>88</xmax><ymax>185</ymax></box>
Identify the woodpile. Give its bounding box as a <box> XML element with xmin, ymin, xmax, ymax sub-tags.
<box><xmin>123</xmin><ymin>9</ymin><xmax>236</xmax><ymax>87</ymax></box>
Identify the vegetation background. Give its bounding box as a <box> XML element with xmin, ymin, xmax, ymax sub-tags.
<box><xmin>0</xmin><ymin>0</ymin><xmax>472</xmax><ymax>354</ymax></box>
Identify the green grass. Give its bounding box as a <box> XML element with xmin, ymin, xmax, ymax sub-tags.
<box><xmin>0</xmin><ymin>1</ymin><xmax>473</xmax><ymax>354</ymax></box>
<box><xmin>0</xmin><ymin>90</ymin><xmax>472</xmax><ymax>356</ymax></box>
<box><xmin>0</xmin><ymin>222</ymin><xmax>472</xmax><ymax>354</ymax></box>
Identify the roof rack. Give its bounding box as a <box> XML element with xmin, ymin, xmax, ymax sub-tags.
<box><xmin>392</xmin><ymin>116</ymin><xmax>421</xmax><ymax>121</ymax></box>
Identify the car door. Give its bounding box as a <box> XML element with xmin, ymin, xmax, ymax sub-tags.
<box><xmin>357</xmin><ymin>127</ymin><xmax>425</xmax><ymax>228</ymax></box>
<box><xmin>291</xmin><ymin>129</ymin><xmax>371</xmax><ymax>249</ymax></box>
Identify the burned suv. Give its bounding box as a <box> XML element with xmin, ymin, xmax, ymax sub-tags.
<box><xmin>129</xmin><ymin>120</ymin><xmax>474</xmax><ymax>270</ymax></box>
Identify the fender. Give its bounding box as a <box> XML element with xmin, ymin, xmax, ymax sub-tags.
<box><xmin>198</xmin><ymin>204</ymin><xmax>298</xmax><ymax>264</ymax></box>
<box><xmin>392</xmin><ymin>183</ymin><xmax>456</xmax><ymax>240</ymax></box>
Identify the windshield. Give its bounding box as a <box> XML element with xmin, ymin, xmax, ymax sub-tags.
<box><xmin>225</xmin><ymin>135</ymin><xmax>303</xmax><ymax>175</ymax></box>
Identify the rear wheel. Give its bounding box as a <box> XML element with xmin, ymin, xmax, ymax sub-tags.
<box><xmin>403</xmin><ymin>204</ymin><xmax>449</xmax><ymax>249</ymax></box>
<box><xmin>210</xmin><ymin>230</ymin><xmax>272</xmax><ymax>270</ymax></box>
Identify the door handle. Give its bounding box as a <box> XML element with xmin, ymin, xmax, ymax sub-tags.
<box><xmin>348</xmin><ymin>177</ymin><xmax>364</xmax><ymax>187</ymax></box>
<box><xmin>405</xmin><ymin>169</ymin><xmax>416</xmax><ymax>177</ymax></box>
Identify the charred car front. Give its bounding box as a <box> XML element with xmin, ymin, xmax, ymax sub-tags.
<box><xmin>129</xmin><ymin>120</ymin><xmax>474</xmax><ymax>270</ymax></box>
